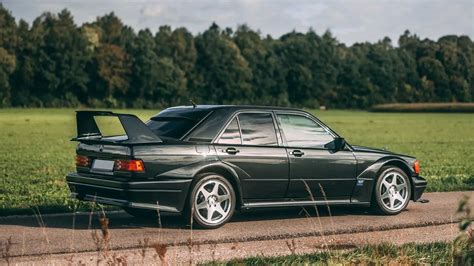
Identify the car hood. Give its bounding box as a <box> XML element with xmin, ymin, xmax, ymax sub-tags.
<box><xmin>351</xmin><ymin>145</ymin><xmax>415</xmax><ymax>160</ymax></box>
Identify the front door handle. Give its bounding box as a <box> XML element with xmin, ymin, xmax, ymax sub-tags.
<box><xmin>290</xmin><ymin>149</ymin><xmax>304</xmax><ymax>157</ymax></box>
<box><xmin>224</xmin><ymin>147</ymin><xmax>240</xmax><ymax>155</ymax></box>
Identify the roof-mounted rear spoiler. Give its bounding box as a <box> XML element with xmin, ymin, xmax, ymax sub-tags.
<box><xmin>71</xmin><ymin>110</ymin><xmax>162</xmax><ymax>145</ymax></box>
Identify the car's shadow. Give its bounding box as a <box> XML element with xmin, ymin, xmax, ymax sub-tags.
<box><xmin>0</xmin><ymin>205</ymin><xmax>376</xmax><ymax>230</ymax></box>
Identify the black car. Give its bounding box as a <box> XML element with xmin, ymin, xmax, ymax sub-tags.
<box><xmin>67</xmin><ymin>105</ymin><xmax>427</xmax><ymax>228</ymax></box>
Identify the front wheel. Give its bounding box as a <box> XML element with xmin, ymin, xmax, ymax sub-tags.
<box><xmin>372</xmin><ymin>166</ymin><xmax>411</xmax><ymax>215</ymax></box>
<box><xmin>187</xmin><ymin>174</ymin><xmax>236</xmax><ymax>229</ymax></box>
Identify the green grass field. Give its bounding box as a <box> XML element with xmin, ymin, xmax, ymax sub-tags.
<box><xmin>0</xmin><ymin>108</ymin><xmax>473</xmax><ymax>215</ymax></box>
<box><xmin>217</xmin><ymin>242</ymin><xmax>453</xmax><ymax>265</ymax></box>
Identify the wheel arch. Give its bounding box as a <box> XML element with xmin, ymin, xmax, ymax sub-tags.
<box><xmin>193</xmin><ymin>163</ymin><xmax>244</xmax><ymax>210</ymax></box>
<box><xmin>351</xmin><ymin>156</ymin><xmax>414</xmax><ymax>203</ymax></box>
<box><xmin>378</xmin><ymin>158</ymin><xmax>415</xmax><ymax>200</ymax></box>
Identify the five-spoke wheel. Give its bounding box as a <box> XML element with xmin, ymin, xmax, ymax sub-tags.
<box><xmin>188</xmin><ymin>174</ymin><xmax>235</xmax><ymax>228</ymax></box>
<box><xmin>372</xmin><ymin>166</ymin><xmax>411</xmax><ymax>215</ymax></box>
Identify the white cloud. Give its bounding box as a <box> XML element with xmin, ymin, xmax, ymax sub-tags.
<box><xmin>141</xmin><ymin>5</ymin><xmax>164</xmax><ymax>18</ymax></box>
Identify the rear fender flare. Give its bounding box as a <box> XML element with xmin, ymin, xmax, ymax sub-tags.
<box><xmin>192</xmin><ymin>162</ymin><xmax>244</xmax><ymax>209</ymax></box>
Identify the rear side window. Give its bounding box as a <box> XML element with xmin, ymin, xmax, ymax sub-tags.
<box><xmin>238</xmin><ymin>113</ymin><xmax>278</xmax><ymax>146</ymax></box>
<box><xmin>217</xmin><ymin>118</ymin><xmax>242</xmax><ymax>144</ymax></box>
<box><xmin>277</xmin><ymin>114</ymin><xmax>333</xmax><ymax>148</ymax></box>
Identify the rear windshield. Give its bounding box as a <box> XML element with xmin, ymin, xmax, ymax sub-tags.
<box><xmin>146</xmin><ymin>109</ymin><xmax>212</xmax><ymax>139</ymax></box>
<box><xmin>146</xmin><ymin>118</ymin><xmax>197</xmax><ymax>139</ymax></box>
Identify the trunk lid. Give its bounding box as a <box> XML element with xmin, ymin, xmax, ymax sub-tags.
<box><xmin>72</xmin><ymin>111</ymin><xmax>160</xmax><ymax>177</ymax></box>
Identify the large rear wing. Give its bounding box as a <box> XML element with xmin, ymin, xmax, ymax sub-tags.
<box><xmin>71</xmin><ymin>111</ymin><xmax>162</xmax><ymax>145</ymax></box>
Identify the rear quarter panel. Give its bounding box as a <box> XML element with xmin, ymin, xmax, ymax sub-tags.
<box><xmin>133</xmin><ymin>144</ymin><xmax>219</xmax><ymax>180</ymax></box>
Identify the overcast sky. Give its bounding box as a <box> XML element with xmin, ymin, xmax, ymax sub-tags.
<box><xmin>2</xmin><ymin>0</ymin><xmax>473</xmax><ymax>45</ymax></box>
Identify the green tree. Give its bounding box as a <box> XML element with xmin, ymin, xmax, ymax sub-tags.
<box><xmin>234</xmin><ymin>25</ymin><xmax>288</xmax><ymax>105</ymax></box>
<box><xmin>154</xmin><ymin>26</ymin><xmax>197</xmax><ymax>72</ymax></box>
<box><xmin>0</xmin><ymin>4</ymin><xmax>18</xmax><ymax>106</ymax></box>
<box><xmin>275</xmin><ymin>31</ymin><xmax>313</xmax><ymax>106</ymax></box>
<box><xmin>0</xmin><ymin>4</ymin><xmax>18</xmax><ymax>53</ymax></box>
<box><xmin>0</xmin><ymin>4</ymin><xmax>473</xmax><ymax>109</ymax></box>
<box><xmin>130</xmin><ymin>29</ymin><xmax>188</xmax><ymax>107</ymax></box>
<box><xmin>418</xmin><ymin>57</ymin><xmax>449</xmax><ymax>101</ymax></box>
<box><xmin>0</xmin><ymin>47</ymin><xmax>15</xmax><ymax>106</ymax></box>
<box><xmin>194</xmin><ymin>23</ymin><xmax>253</xmax><ymax>103</ymax></box>
<box><xmin>13</xmin><ymin>10</ymin><xmax>91</xmax><ymax>106</ymax></box>
<box><xmin>94</xmin><ymin>12</ymin><xmax>124</xmax><ymax>45</ymax></box>
<box><xmin>130</xmin><ymin>29</ymin><xmax>159</xmax><ymax>105</ymax></box>
<box><xmin>153</xmin><ymin>57</ymin><xmax>187</xmax><ymax>106</ymax></box>
<box><xmin>91</xmin><ymin>44</ymin><xmax>131</xmax><ymax>106</ymax></box>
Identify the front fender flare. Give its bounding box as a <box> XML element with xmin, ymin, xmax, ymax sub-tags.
<box><xmin>351</xmin><ymin>157</ymin><xmax>413</xmax><ymax>203</ymax></box>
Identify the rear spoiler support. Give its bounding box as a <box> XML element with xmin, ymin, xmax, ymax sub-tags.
<box><xmin>72</xmin><ymin>111</ymin><xmax>162</xmax><ymax>145</ymax></box>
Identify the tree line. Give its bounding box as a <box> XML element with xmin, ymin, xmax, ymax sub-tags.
<box><xmin>0</xmin><ymin>5</ymin><xmax>472</xmax><ymax>109</ymax></box>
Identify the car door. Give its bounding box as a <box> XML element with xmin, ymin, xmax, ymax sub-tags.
<box><xmin>214</xmin><ymin>112</ymin><xmax>289</xmax><ymax>199</ymax></box>
<box><xmin>276</xmin><ymin>112</ymin><xmax>357</xmax><ymax>200</ymax></box>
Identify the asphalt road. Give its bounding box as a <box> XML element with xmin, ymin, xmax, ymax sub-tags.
<box><xmin>0</xmin><ymin>191</ymin><xmax>472</xmax><ymax>259</ymax></box>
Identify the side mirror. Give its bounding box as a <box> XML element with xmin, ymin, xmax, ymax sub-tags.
<box><xmin>333</xmin><ymin>137</ymin><xmax>346</xmax><ymax>151</ymax></box>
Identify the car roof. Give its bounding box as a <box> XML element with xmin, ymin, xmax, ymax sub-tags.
<box><xmin>164</xmin><ymin>105</ymin><xmax>303</xmax><ymax>112</ymax></box>
<box><xmin>151</xmin><ymin>105</ymin><xmax>309</xmax><ymax>121</ymax></box>
<box><xmin>149</xmin><ymin>105</ymin><xmax>338</xmax><ymax>142</ymax></box>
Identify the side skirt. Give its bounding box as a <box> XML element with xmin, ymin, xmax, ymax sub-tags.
<box><xmin>71</xmin><ymin>192</ymin><xmax>181</xmax><ymax>213</ymax></box>
<box><xmin>242</xmin><ymin>200</ymin><xmax>370</xmax><ymax>209</ymax></box>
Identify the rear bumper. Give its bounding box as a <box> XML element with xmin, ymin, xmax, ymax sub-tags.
<box><xmin>66</xmin><ymin>172</ymin><xmax>192</xmax><ymax>213</ymax></box>
<box><xmin>412</xmin><ymin>175</ymin><xmax>427</xmax><ymax>201</ymax></box>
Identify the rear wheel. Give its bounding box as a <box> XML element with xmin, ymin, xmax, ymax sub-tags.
<box><xmin>372</xmin><ymin>166</ymin><xmax>411</xmax><ymax>215</ymax></box>
<box><xmin>187</xmin><ymin>174</ymin><xmax>236</xmax><ymax>229</ymax></box>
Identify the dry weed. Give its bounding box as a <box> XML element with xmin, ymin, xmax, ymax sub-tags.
<box><xmin>0</xmin><ymin>236</ymin><xmax>13</xmax><ymax>265</ymax></box>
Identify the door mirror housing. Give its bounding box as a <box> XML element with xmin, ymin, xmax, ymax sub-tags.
<box><xmin>334</xmin><ymin>137</ymin><xmax>346</xmax><ymax>151</ymax></box>
<box><xmin>325</xmin><ymin>137</ymin><xmax>346</xmax><ymax>152</ymax></box>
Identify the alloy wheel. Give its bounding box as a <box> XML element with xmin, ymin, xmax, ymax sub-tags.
<box><xmin>379</xmin><ymin>171</ymin><xmax>409</xmax><ymax>211</ymax></box>
<box><xmin>194</xmin><ymin>179</ymin><xmax>232</xmax><ymax>225</ymax></box>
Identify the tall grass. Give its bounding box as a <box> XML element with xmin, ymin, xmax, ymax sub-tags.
<box><xmin>219</xmin><ymin>242</ymin><xmax>453</xmax><ymax>265</ymax></box>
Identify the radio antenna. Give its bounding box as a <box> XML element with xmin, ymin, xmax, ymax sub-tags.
<box><xmin>189</xmin><ymin>99</ymin><xmax>197</xmax><ymax>108</ymax></box>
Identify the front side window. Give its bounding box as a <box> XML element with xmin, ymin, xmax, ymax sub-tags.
<box><xmin>217</xmin><ymin>118</ymin><xmax>241</xmax><ymax>144</ymax></box>
<box><xmin>238</xmin><ymin>113</ymin><xmax>278</xmax><ymax>146</ymax></box>
<box><xmin>277</xmin><ymin>114</ymin><xmax>333</xmax><ymax>148</ymax></box>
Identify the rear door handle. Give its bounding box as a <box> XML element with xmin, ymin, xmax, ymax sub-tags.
<box><xmin>290</xmin><ymin>150</ymin><xmax>304</xmax><ymax>157</ymax></box>
<box><xmin>224</xmin><ymin>147</ymin><xmax>240</xmax><ymax>155</ymax></box>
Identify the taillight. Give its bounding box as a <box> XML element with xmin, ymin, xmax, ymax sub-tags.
<box><xmin>76</xmin><ymin>155</ymin><xmax>91</xmax><ymax>167</ymax></box>
<box><xmin>114</xmin><ymin>159</ymin><xmax>145</xmax><ymax>172</ymax></box>
<box><xmin>413</xmin><ymin>160</ymin><xmax>420</xmax><ymax>175</ymax></box>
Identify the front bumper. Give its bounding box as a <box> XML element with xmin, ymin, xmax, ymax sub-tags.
<box><xmin>412</xmin><ymin>175</ymin><xmax>427</xmax><ymax>201</ymax></box>
<box><xmin>66</xmin><ymin>172</ymin><xmax>193</xmax><ymax>213</ymax></box>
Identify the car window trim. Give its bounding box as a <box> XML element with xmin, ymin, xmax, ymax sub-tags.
<box><xmin>212</xmin><ymin>110</ymin><xmax>282</xmax><ymax>147</ymax></box>
<box><xmin>279</xmin><ymin>110</ymin><xmax>338</xmax><ymax>132</ymax></box>
<box><xmin>235</xmin><ymin>115</ymin><xmax>244</xmax><ymax>145</ymax></box>
<box><xmin>180</xmin><ymin>110</ymin><xmax>214</xmax><ymax>141</ymax></box>
<box><xmin>215</xmin><ymin>116</ymin><xmax>242</xmax><ymax>145</ymax></box>
<box><xmin>275</xmin><ymin>111</ymin><xmax>342</xmax><ymax>150</ymax></box>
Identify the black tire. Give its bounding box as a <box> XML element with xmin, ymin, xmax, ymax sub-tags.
<box><xmin>371</xmin><ymin>166</ymin><xmax>411</xmax><ymax>215</ymax></box>
<box><xmin>185</xmin><ymin>173</ymin><xmax>236</xmax><ymax>229</ymax></box>
<box><xmin>122</xmin><ymin>207</ymin><xmax>157</xmax><ymax>219</ymax></box>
